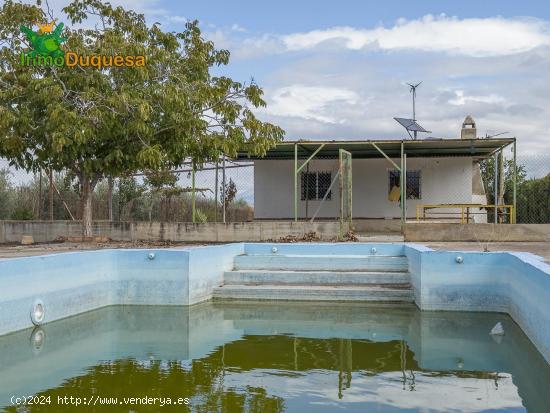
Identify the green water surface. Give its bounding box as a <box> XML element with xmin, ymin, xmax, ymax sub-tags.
<box><xmin>0</xmin><ymin>302</ymin><xmax>548</xmax><ymax>412</ymax></box>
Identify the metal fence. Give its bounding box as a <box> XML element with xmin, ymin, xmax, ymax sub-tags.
<box><xmin>0</xmin><ymin>152</ymin><xmax>549</xmax><ymax>224</ymax></box>
<box><xmin>0</xmin><ymin>159</ymin><xmax>255</xmax><ymax>223</ymax></box>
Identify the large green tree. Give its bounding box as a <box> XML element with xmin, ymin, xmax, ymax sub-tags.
<box><xmin>0</xmin><ymin>0</ymin><xmax>283</xmax><ymax>236</ymax></box>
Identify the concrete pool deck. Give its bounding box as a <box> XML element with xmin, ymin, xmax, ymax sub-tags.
<box><xmin>1</xmin><ymin>241</ymin><xmax>549</xmax><ymax>262</ymax></box>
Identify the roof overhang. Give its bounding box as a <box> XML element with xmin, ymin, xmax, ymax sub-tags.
<box><xmin>234</xmin><ymin>138</ymin><xmax>515</xmax><ymax>161</ymax></box>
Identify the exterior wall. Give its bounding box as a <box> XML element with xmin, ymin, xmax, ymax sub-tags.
<box><xmin>0</xmin><ymin>220</ymin><xmax>341</xmax><ymax>243</ymax></box>
<box><xmin>404</xmin><ymin>223</ymin><xmax>550</xmax><ymax>242</ymax></box>
<box><xmin>471</xmin><ymin>162</ymin><xmax>488</xmax><ymax>223</ymax></box>
<box><xmin>254</xmin><ymin>157</ymin><xmax>475</xmax><ymax>219</ymax></box>
<box><xmin>2</xmin><ymin>220</ymin><xmax>550</xmax><ymax>243</ymax></box>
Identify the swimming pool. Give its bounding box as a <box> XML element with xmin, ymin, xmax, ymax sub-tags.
<box><xmin>1</xmin><ymin>302</ymin><xmax>548</xmax><ymax>412</ymax></box>
<box><xmin>0</xmin><ymin>242</ymin><xmax>549</xmax><ymax>412</ymax></box>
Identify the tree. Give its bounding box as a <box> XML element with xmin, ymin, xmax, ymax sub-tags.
<box><xmin>116</xmin><ymin>176</ymin><xmax>145</xmax><ymax>221</ymax></box>
<box><xmin>0</xmin><ymin>169</ymin><xmax>14</xmax><ymax>218</ymax></box>
<box><xmin>479</xmin><ymin>156</ymin><xmax>526</xmax><ymax>223</ymax></box>
<box><xmin>144</xmin><ymin>170</ymin><xmax>181</xmax><ymax>221</ymax></box>
<box><xmin>516</xmin><ymin>174</ymin><xmax>550</xmax><ymax>223</ymax></box>
<box><xmin>479</xmin><ymin>157</ymin><xmax>526</xmax><ymax>206</ymax></box>
<box><xmin>221</xmin><ymin>177</ymin><xmax>237</xmax><ymax>206</ymax></box>
<box><xmin>0</xmin><ymin>0</ymin><xmax>283</xmax><ymax>236</ymax></box>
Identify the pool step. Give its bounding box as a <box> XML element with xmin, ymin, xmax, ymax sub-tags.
<box><xmin>212</xmin><ymin>284</ymin><xmax>414</xmax><ymax>302</ymax></box>
<box><xmin>233</xmin><ymin>254</ymin><xmax>408</xmax><ymax>272</ymax></box>
<box><xmin>224</xmin><ymin>270</ymin><xmax>411</xmax><ymax>285</ymax></box>
<box><xmin>213</xmin><ymin>252</ymin><xmax>413</xmax><ymax>303</ymax></box>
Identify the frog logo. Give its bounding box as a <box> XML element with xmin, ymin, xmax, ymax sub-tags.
<box><xmin>20</xmin><ymin>20</ymin><xmax>66</xmax><ymax>59</ymax></box>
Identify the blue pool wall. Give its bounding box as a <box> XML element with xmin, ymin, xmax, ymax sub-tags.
<box><xmin>405</xmin><ymin>245</ymin><xmax>550</xmax><ymax>363</ymax></box>
<box><xmin>0</xmin><ymin>242</ymin><xmax>549</xmax><ymax>363</ymax></box>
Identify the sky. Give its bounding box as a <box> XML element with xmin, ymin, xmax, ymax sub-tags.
<box><xmin>13</xmin><ymin>0</ymin><xmax>550</xmax><ymax>169</ymax></box>
<box><xmin>97</xmin><ymin>0</ymin><xmax>550</xmax><ymax>159</ymax></box>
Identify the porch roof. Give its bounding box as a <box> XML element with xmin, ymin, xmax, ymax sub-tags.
<box><xmin>235</xmin><ymin>138</ymin><xmax>515</xmax><ymax>160</ymax></box>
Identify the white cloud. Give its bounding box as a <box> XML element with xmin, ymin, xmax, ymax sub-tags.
<box><xmin>262</xmin><ymin>85</ymin><xmax>360</xmax><ymax>124</ymax></box>
<box><xmin>231</xmin><ymin>23</ymin><xmax>247</xmax><ymax>33</ymax></box>
<box><xmin>205</xmin><ymin>15</ymin><xmax>550</xmax><ymax>61</ymax></box>
<box><xmin>448</xmin><ymin>90</ymin><xmax>507</xmax><ymax>106</ymax></box>
<box><xmin>168</xmin><ymin>16</ymin><xmax>189</xmax><ymax>23</ymax></box>
<box><xmin>282</xmin><ymin>15</ymin><xmax>550</xmax><ymax>57</ymax></box>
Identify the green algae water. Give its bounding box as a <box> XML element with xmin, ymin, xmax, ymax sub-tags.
<box><xmin>0</xmin><ymin>303</ymin><xmax>548</xmax><ymax>412</ymax></box>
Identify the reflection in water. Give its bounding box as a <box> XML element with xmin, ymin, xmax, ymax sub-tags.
<box><xmin>0</xmin><ymin>302</ymin><xmax>549</xmax><ymax>412</ymax></box>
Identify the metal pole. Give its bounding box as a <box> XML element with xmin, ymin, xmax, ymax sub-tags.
<box><xmin>305</xmin><ymin>163</ymin><xmax>309</xmax><ymax>220</ymax></box>
<box><xmin>400</xmin><ymin>142</ymin><xmax>404</xmax><ymax>226</ymax></box>
<box><xmin>412</xmin><ymin>89</ymin><xmax>416</xmax><ymax>121</ymax></box>
<box><xmin>404</xmin><ymin>153</ymin><xmax>407</xmax><ymax>222</ymax></box>
<box><xmin>192</xmin><ymin>162</ymin><xmax>196</xmax><ymax>223</ymax></box>
<box><xmin>49</xmin><ymin>168</ymin><xmax>53</xmax><ymax>221</ymax></box>
<box><xmin>107</xmin><ymin>176</ymin><xmax>113</xmax><ymax>222</ymax></box>
<box><xmin>38</xmin><ymin>170</ymin><xmax>42</xmax><ymax>220</ymax></box>
<box><xmin>222</xmin><ymin>156</ymin><xmax>226</xmax><ymax>223</ymax></box>
<box><xmin>412</xmin><ymin>90</ymin><xmax>417</xmax><ymax>140</ymax></box>
<box><xmin>493</xmin><ymin>153</ymin><xmax>498</xmax><ymax>224</ymax></box>
<box><xmin>214</xmin><ymin>161</ymin><xmax>219</xmax><ymax>223</ymax></box>
<box><xmin>513</xmin><ymin>140</ymin><xmax>517</xmax><ymax>224</ymax></box>
<box><xmin>498</xmin><ymin>150</ymin><xmax>505</xmax><ymax>223</ymax></box>
<box><xmin>294</xmin><ymin>143</ymin><xmax>298</xmax><ymax>222</ymax></box>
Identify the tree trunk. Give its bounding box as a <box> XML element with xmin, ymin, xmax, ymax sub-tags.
<box><xmin>80</xmin><ymin>175</ymin><xmax>94</xmax><ymax>238</ymax></box>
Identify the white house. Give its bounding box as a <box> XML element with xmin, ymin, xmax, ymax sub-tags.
<box><xmin>235</xmin><ymin>119</ymin><xmax>516</xmax><ymax>224</ymax></box>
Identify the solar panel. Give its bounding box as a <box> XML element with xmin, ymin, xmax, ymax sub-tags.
<box><xmin>393</xmin><ymin>118</ymin><xmax>431</xmax><ymax>133</ymax></box>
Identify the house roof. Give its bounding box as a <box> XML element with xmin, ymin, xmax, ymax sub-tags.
<box><xmin>234</xmin><ymin>138</ymin><xmax>515</xmax><ymax>160</ymax></box>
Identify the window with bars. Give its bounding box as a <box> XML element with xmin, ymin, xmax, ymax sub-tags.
<box><xmin>388</xmin><ymin>170</ymin><xmax>421</xmax><ymax>199</ymax></box>
<box><xmin>301</xmin><ymin>171</ymin><xmax>332</xmax><ymax>201</ymax></box>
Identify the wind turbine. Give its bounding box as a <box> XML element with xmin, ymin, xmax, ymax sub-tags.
<box><xmin>407</xmin><ymin>81</ymin><xmax>422</xmax><ymax>140</ymax></box>
<box><xmin>394</xmin><ymin>81</ymin><xmax>430</xmax><ymax>140</ymax></box>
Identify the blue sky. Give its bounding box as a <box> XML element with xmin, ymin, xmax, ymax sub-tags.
<box><xmin>156</xmin><ymin>0</ymin><xmax>550</xmax><ymax>32</ymax></box>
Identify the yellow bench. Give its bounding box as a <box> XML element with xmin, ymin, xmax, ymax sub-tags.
<box><xmin>416</xmin><ymin>204</ymin><xmax>515</xmax><ymax>224</ymax></box>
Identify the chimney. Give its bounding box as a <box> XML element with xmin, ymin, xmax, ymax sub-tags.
<box><xmin>461</xmin><ymin>115</ymin><xmax>477</xmax><ymax>139</ymax></box>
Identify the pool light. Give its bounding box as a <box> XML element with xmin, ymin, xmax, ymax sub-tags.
<box><xmin>30</xmin><ymin>299</ymin><xmax>45</xmax><ymax>325</ymax></box>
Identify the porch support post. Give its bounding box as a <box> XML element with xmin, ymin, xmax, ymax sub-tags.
<box><xmin>512</xmin><ymin>139</ymin><xmax>517</xmax><ymax>224</ymax></box>
<box><xmin>371</xmin><ymin>142</ymin><xmax>400</xmax><ymax>171</ymax></box>
<box><xmin>493</xmin><ymin>152</ymin><xmax>498</xmax><ymax>224</ymax></box>
<box><xmin>294</xmin><ymin>143</ymin><xmax>298</xmax><ymax>221</ymax></box>
<box><xmin>403</xmin><ymin>153</ymin><xmax>407</xmax><ymax>223</ymax></box>
<box><xmin>399</xmin><ymin>141</ymin><xmax>405</xmax><ymax>225</ymax></box>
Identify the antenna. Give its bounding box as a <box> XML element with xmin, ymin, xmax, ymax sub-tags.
<box><xmin>394</xmin><ymin>81</ymin><xmax>430</xmax><ymax>140</ymax></box>
<box><xmin>406</xmin><ymin>82</ymin><xmax>422</xmax><ymax>139</ymax></box>
<box><xmin>484</xmin><ymin>131</ymin><xmax>509</xmax><ymax>139</ymax></box>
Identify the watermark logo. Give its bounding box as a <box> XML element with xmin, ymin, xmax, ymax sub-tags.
<box><xmin>20</xmin><ymin>19</ymin><xmax>146</xmax><ymax>69</ymax></box>
<box><xmin>20</xmin><ymin>20</ymin><xmax>66</xmax><ymax>66</ymax></box>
